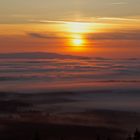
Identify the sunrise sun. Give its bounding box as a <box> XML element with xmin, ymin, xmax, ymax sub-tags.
<box><xmin>64</xmin><ymin>22</ymin><xmax>90</xmax><ymax>51</ymax></box>
<box><xmin>68</xmin><ymin>34</ymin><xmax>86</xmax><ymax>52</ymax></box>
<box><xmin>72</xmin><ymin>38</ymin><xmax>83</xmax><ymax>46</ymax></box>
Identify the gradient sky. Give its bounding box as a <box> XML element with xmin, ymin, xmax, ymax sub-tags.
<box><xmin>0</xmin><ymin>0</ymin><xmax>140</xmax><ymax>57</ymax></box>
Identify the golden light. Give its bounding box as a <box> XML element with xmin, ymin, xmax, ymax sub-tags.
<box><xmin>72</xmin><ymin>38</ymin><xmax>83</xmax><ymax>46</ymax></box>
<box><xmin>69</xmin><ymin>35</ymin><xmax>86</xmax><ymax>52</ymax></box>
<box><xmin>66</xmin><ymin>22</ymin><xmax>91</xmax><ymax>33</ymax></box>
<box><xmin>70</xmin><ymin>34</ymin><xmax>85</xmax><ymax>47</ymax></box>
<box><xmin>64</xmin><ymin>22</ymin><xmax>91</xmax><ymax>52</ymax></box>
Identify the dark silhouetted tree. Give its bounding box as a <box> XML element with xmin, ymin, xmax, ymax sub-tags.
<box><xmin>96</xmin><ymin>135</ymin><xmax>100</xmax><ymax>140</ymax></box>
<box><xmin>34</xmin><ymin>130</ymin><xmax>40</xmax><ymax>140</ymax></box>
<box><xmin>134</xmin><ymin>129</ymin><xmax>140</xmax><ymax>140</ymax></box>
<box><xmin>126</xmin><ymin>135</ymin><xmax>132</xmax><ymax>140</ymax></box>
<box><xmin>107</xmin><ymin>137</ymin><xmax>111</xmax><ymax>140</ymax></box>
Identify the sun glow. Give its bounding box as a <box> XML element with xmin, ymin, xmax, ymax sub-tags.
<box><xmin>65</xmin><ymin>22</ymin><xmax>91</xmax><ymax>51</ymax></box>
<box><xmin>66</xmin><ymin>22</ymin><xmax>91</xmax><ymax>33</ymax></box>
<box><xmin>69</xmin><ymin>34</ymin><xmax>86</xmax><ymax>51</ymax></box>
<box><xmin>71</xmin><ymin>34</ymin><xmax>85</xmax><ymax>46</ymax></box>
<box><xmin>70</xmin><ymin>35</ymin><xmax>86</xmax><ymax>51</ymax></box>
<box><xmin>73</xmin><ymin>38</ymin><xmax>83</xmax><ymax>46</ymax></box>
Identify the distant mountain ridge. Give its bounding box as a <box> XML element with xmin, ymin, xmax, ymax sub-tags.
<box><xmin>0</xmin><ymin>52</ymin><xmax>89</xmax><ymax>59</ymax></box>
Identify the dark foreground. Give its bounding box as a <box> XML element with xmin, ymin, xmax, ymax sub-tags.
<box><xmin>0</xmin><ymin>119</ymin><xmax>140</xmax><ymax>140</ymax></box>
<box><xmin>0</xmin><ymin>92</ymin><xmax>140</xmax><ymax>140</ymax></box>
<box><xmin>0</xmin><ymin>111</ymin><xmax>140</xmax><ymax>140</ymax></box>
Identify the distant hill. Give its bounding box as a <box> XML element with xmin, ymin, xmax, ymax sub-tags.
<box><xmin>0</xmin><ymin>52</ymin><xmax>89</xmax><ymax>59</ymax></box>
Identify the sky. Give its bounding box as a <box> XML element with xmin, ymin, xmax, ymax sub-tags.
<box><xmin>0</xmin><ymin>0</ymin><xmax>140</xmax><ymax>57</ymax></box>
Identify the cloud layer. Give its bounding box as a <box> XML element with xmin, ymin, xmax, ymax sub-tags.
<box><xmin>0</xmin><ymin>53</ymin><xmax>140</xmax><ymax>83</ymax></box>
<box><xmin>28</xmin><ymin>30</ymin><xmax>140</xmax><ymax>40</ymax></box>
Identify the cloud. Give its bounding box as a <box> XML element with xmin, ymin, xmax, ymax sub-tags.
<box><xmin>98</xmin><ymin>17</ymin><xmax>140</xmax><ymax>22</ymax></box>
<box><xmin>28</xmin><ymin>32</ymin><xmax>63</xmax><ymax>39</ymax></box>
<box><xmin>110</xmin><ymin>2</ymin><xmax>128</xmax><ymax>5</ymax></box>
<box><xmin>29</xmin><ymin>20</ymin><xmax>90</xmax><ymax>24</ymax></box>
<box><xmin>28</xmin><ymin>30</ymin><xmax>140</xmax><ymax>41</ymax></box>
<box><xmin>28</xmin><ymin>15</ymin><xmax>140</xmax><ymax>26</ymax></box>
<box><xmin>86</xmin><ymin>30</ymin><xmax>140</xmax><ymax>40</ymax></box>
<box><xmin>29</xmin><ymin>19</ymin><xmax>68</xmax><ymax>24</ymax></box>
<box><xmin>0</xmin><ymin>53</ymin><xmax>140</xmax><ymax>84</ymax></box>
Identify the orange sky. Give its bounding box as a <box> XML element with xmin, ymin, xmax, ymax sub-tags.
<box><xmin>0</xmin><ymin>0</ymin><xmax>140</xmax><ymax>57</ymax></box>
<box><xmin>0</xmin><ymin>19</ymin><xmax>140</xmax><ymax>58</ymax></box>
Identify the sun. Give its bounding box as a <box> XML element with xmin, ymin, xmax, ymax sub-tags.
<box><xmin>70</xmin><ymin>34</ymin><xmax>85</xmax><ymax>47</ymax></box>
<box><xmin>69</xmin><ymin>35</ymin><xmax>86</xmax><ymax>51</ymax></box>
<box><xmin>65</xmin><ymin>22</ymin><xmax>90</xmax><ymax>51</ymax></box>
<box><xmin>72</xmin><ymin>38</ymin><xmax>83</xmax><ymax>46</ymax></box>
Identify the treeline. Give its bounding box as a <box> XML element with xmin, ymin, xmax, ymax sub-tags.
<box><xmin>33</xmin><ymin>129</ymin><xmax>140</xmax><ymax>140</ymax></box>
<box><xmin>126</xmin><ymin>129</ymin><xmax>140</xmax><ymax>140</ymax></box>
